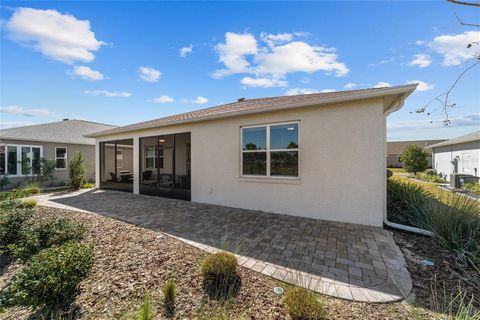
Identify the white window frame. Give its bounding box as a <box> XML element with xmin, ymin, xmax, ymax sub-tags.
<box><xmin>144</xmin><ymin>145</ymin><xmax>164</xmax><ymax>170</ymax></box>
<box><xmin>240</xmin><ymin>121</ymin><xmax>300</xmax><ymax>179</ymax></box>
<box><xmin>116</xmin><ymin>149</ymin><xmax>124</xmax><ymax>169</ymax></box>
<box><xmin>55</xmin><ymin>147</ymin><xmax>68</xmax><ymax>171</ymax></box>
<box><xmin>2</xmin><ymin>144</ymin><xmax>43</xmax><ymax>177</ymax></box>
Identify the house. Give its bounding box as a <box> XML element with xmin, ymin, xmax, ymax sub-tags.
<box><xmin>386</xmin><ymin>140</ymin><xmax>445</xmax><ymax>168</ymax></box>
<box><xmin>0</xmin><ymin>119</ymin><xmax>116</xmax><ymax>186</ymax></box>
<box><xmin>428</xmin><ymin>131</ymin><xmax>480</xmax><ymax>181</ymax></box>
<box><xmin>87</xmin><ymin>84</ymin><xmax>417</xmax><ymax>227</ymax></box>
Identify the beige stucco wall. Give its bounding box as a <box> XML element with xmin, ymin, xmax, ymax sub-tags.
<box><xmin>95</xmin><ymin>98</ymin><xmax>386</xmax><ymax>227</ymax></box>
<box><xmin>0</xmin><ymin>139</ymin><xmax>96</xmax><ymax>184</ymax></box>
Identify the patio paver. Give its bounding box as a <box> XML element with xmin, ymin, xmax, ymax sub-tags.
<box><xmin>33</xmin><ymin>189</ymin><xmax>412</xmax><ymax>302</ymax></box>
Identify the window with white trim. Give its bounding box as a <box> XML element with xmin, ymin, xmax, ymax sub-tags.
<box><xmin>241</xmin><ymin>122</ymin><xmax>299</xmax><ymax>177</ymax></box>
<box><xmin>116</xmin><ymin>150</ymin><xmax>123</xmax><ymax>168</ymax></box>
<box><xmin>2</xmin><ymin>144</ymin><xmax>42</xmax><ymax>176</ymax></box>
<box><xmin>144</xmin><ymin>145</ymin><xmax>164</xmax><ymax>170</ymax></box>
<box><xmin>55</xmin><ymin>147</ymin><xmax>67</xmax><ymax>169</ymax></box>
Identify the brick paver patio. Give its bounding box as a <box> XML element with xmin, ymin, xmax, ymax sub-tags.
<box><xmin>34</xmin><ymin>189</ymin><xmax>412</xmax><ymax>302</ymax></box>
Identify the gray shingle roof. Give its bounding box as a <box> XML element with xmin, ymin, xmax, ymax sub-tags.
<box><xmin>0</xmin><ymin>120</ymin><xmax>116</xmax><ymax>145</ymax></box>
<box><xmin>427</xmin><ymin>131</ymin><xmax>480</xmax><ymax>149</ymax></box>
<box><xmin>88</xmin><ymin>84</ymin><xmax>417</xmax><ymax>137</ymax></box>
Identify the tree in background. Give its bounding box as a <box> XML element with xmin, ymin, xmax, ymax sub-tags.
<box><xmin>400</xmin><ymin>144</ymin><xmax>429</xmax><ymax>175</ymax></box>
<box><xmin>69</xmin><ymin>152</ymin><xmax>86</xmax><ymax>190</ymax></box>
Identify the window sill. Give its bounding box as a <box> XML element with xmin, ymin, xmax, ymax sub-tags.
<box><xmin>238</xmin><ymin>176</ymin><xmax>301</xmax><ymax>185</ymax></box>
<box><xmin>55</xmin><ymin>168</ymin><xmax>67</xmax><ymax>171</ymax></box>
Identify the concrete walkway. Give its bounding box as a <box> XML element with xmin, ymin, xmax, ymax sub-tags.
<box><xmin>33</xmin><ymin>189</ymin><xmax>412</xmax><ymax>303</ymax></box>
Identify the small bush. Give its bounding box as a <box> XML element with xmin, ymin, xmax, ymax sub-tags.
<box><xmin>11</xmin><ymin>217</ymin><xmax>86</xmax><ymax>261</ymax></box>
<box><xmin>38</xmin><ymin>217</ymin><xmax>85</xmax><ymax>249</ymax></box>
<box><xmin>0</xmin><ymin>198</ymin><xmax>22</xmax><ymax>211</ymax></box>
<box><xmin>20</xmin><ymin>182</ymin><xmax>41</xmax><ymax>195</ymax></box>
<box><xmin>400</xmin><ymin>144</ymin><xmax>428</xmax><ymax>174</ymax></box>
<box><xmin>0</xmin><ymin>241</ymin><xmax>94</xmax><ymax>308</ymax></box>
<box><xmin>18</xmin><ymin>199</ymin><xmax>38</xmax><ymax>208</ymax></box>
<box><xmin>414</xmin><ymin>173</ymin><xmax>446</xmax><ymax>183</ymax></box>
<box><xmin>0</xmin><ymin>208</ymin><xmax>35</xmax><ymax>251</ymax></box>
<box><xmin>69</xmin><ymin>152</ymin><xmax>86</xmax><ymax>190</ymax></box>
<box><xmin>81</xmin><ymin>182</ymin><xmax>95</xmax><ymax>189</ymax></box>
<box><xmin>464</xmin><ymin>182</ymin><xmax>480</xmax><ymax>196</ymax></box>
<box><xmin>133</xmin><ymin>295</ymin><xmax>155</xmax><ymax>320</ymax></box>
<box><xmin>387</xmin><ymin>179</ymin><xmax>430</xmax><ymax>228</ymax></box>
<box><xmin>284</xmin><ymin>287</ymin><xmax>326</xmax><ymax>320</ymax></box>
<box><xmin>201</xmin><ymin>252</ymin><xmax>240</xmax><ymax>300</ymax></box>
<box><xmin>162</xmin><ymin>279</ymin><xmax>176</xmax><ymax>315</ymax></box>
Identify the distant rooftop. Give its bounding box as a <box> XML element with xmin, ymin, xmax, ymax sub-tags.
<box><xmin>427</xmin><ymin>131</ymin><xmax>480</xmax><ymax>149</ymax></box>
<box><xmin>0</xmin><ymin>119</ymin><xmax>116</xmax><ymax>145</ymax></box>
<box><xmin>387</xmin><ymin>140</ymin><xmax>446</xmax><ymax>154</ymax></box>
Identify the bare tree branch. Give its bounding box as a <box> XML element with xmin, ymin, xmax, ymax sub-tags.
<box><xmin>447</xmin><ymin>0</ymin><xmax>480</xmax><ymax>7</ymax></box>
<box><xmin>416</xmin><ymin>59</ymin><xmax>480</xmax><ymax>125</ymax></box>
<box><xmin>453</xmin><ymin>11</ymin><xmax>480</xmax><ymax>27</ymax></box>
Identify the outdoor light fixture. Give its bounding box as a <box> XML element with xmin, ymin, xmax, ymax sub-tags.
<box><xmin>287</xmin><ymin>127</ymin><xmax>295</xmax><ymax>131</ymax></box>
<box><xmin>159</xmin><ymin>138</ymin><xmax>165</xmax><ymax>143</ymax></box>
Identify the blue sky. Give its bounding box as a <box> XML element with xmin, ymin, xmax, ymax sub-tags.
<box><xmin>1</xmin><ymin>1</ymin><xmax>479</xmax><ymax>141</ymax></box>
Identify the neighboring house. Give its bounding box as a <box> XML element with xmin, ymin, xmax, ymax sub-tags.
<box><xmin>428</xmin><ymin>131</ymin><xmax>480</xmax><ymax>181</ymax></box>
<box><xmin>87</xmin><ymin>84</ymin><xmax>417</xmax><ymax>227</ymax></box>
<box><xmin>0</xmin><ymin>119</ymin><xmax>116</xmax><ymax>186</ymax></box>
<box><xmin>386</xmin><ymin>140</ymin><xmax>445</xmax><ymax>168</ymax></box>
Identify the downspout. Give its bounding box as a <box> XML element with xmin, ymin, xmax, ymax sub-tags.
<box><xmin>383</xmin><ymin>93</ymin><xmax>434</xmax><ymax>237</ymax></box>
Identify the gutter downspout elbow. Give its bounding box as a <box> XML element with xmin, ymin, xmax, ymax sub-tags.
<box><xmin>383</xmin><ymin>212</ymin><xmax>433</xmax><ymax>236</ymax></box>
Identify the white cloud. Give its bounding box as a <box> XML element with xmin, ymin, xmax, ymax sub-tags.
<box><xmin>152</xmin><ymin>95</ymin><xmax>174</xmax><ymax>103</ymax></box>
<box><xmin>285</xmin><ymin>88</ymin><xmax>318</xmax><ymax>96</ymax></box>
<box><xmin>319</xmin><ymin>89</ymin><xmax>336</xmax><ymax>93</ymax></box>
<box><xmin>5</xmin><ymin>7</ymin><xmax>104</xmax><ymax>64</ymax></box>
<box><xmin>0</xmin><ymin>121</ymin><xmax>36</xmax><ymax>129</ymax></box>
<box><xmin>415</xmin><ymin>40</ymin><xmax>425</xmax><ymax>45</ymax></box>
<box><xmin>0</xmin><ymin>105</ymin><xmax>58</xmax><ymax>118</ymax></box>
<box><xmin>406</xmin><ymin>80</ymin><xmax>434</xmax><ymax>92</ymax></box>
<box><xmin>240</xmin><ymin>76</ymin><xmax>287</xmax><ymax>88</ymax></box>
<box><xmin>430</xmin><ymin>31</ymin><xmax>480</xmax><ymax>66</ymax></box>
<box><xmin>190</xmin><ymin>96</ymin><xmax>208</xmax><ymax>104</ymax></box>
<box><xmin>212</xmin><ymin>32</ymin><xmax>349</xmax><ymax>85</ymax></box>
<box><xmin>388</xmin><ymin>113</ymin><xmax>480</xmax><ymax>131</ymax></box>
<box><xmin>374</xmin><ymin>82</ymin><xmax>392</xmax><ymax>88</ymax></box>
<box><xmin>408</xmin><ymin>54</ymin><xmax>432</xmax><ymax>68</ymax></box>
<box><xmin>84</xmin><ymin>90</ymin><xmax>131</xmax><ymax>97</ymax></box>
<box><xmin>179</xmin><ymin>44</ymin><xmax>193</xmax><ymax>57</ymax></box>
<box><xmin>72</xmin><ymin>66</ymin><xmax>104</xmax><ymax>81</ymax></box>
<box><xmin>343</xmin><ymin>83</ymin><xmax>357</xmax><ymax>89</ymax></box>
<box><xmin>139</xmin><ymin>66</ymin><xmax>161</xmax><ymax>82</ymax></box>
<box><xmin>212</xmin><ymin>32</ymin><xmax>258</xmax><ymax>78</ymax></box>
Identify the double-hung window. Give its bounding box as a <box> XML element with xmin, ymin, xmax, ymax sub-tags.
<box><xmin>145</xmin><ymin>145</ymin><xmax>164</xmax><ymax>170</ymax></box>
<box><xmin>55</xmin><ymin>147</ymin><xmax>67</xmax><ymax>170</ymax></box>
<box><xmin>241</xmin><ymin>122</ymin><xmax>299</xmax><ymax>178</ymax></box>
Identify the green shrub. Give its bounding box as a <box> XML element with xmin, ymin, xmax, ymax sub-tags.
<box><xmin>0</xmin><ymin>198</ymin><xmax>22</xmax><ymax>211</ymax></box>
<box><xmin>133</xmin><ymin>295</ymin><xmax>155</xmax><ymax>320</ymax></box>
<box><xmin>284</xmin><ymin>287</ymin><xmax>326</xmax><ymax>320</ymax></box>
<box><xmin>18</xmin><ymin>199</ymin><xmax>37</xmax><ymax>208</ymax></box>
<box><xmin>400</xmin><ymin>144</ymin><xmax>428</xmax><ymax>174</ymax></box>
<box><xmin>0</xmin><ymin>241</ymin><xmax>94</xmax><ymax>308</ymax></box>
<box><xmin>69</xmin><ymin>152</ymin><xmax>86</xmax><ymax>190</ymax></box>
<box><xmin>20</xmin><ymin>182</ymin><xmax>41</xmax><ymax>195</ymax></box>
<box><xmin>387</xmin><ymin>179</ymin><xmax>430</xmax><ymax>228</ymax></box>
<box><xmin>38</xmin><ymin>217</ymin><xmax>85</xmax><ymax>249</ymax></box>
<box><xmin>387</xmin><ymin>179</ymin><xmax>480</xmax><ymax>269</ymax></box>
<box><xmin>201</xmin><ymin>252</ymin><xmax>240</xmax><ymax>300</ymax></box>
<box><xmin>11</xmin><ymin>217</ymin><xmax>86</xmax><ymax>261</ymax></box>
<box><xmin>414</xmin><ymin>173</ymin><xmax>446</xmax><ymax>183</ymax></box>
<box><xmin>0</xmin><ymin>208</ymin><xmax>35</xmax><ymax>251</ymax></box>
<box><xmin>162</xmin><ymin>279</ymin><xmax>176</xmax><ymax>315</ymax></box>
<box><xmin>464</xmin><ymin>182</ymin><xmax>480</xmax><ymax>196</ymax></box>
<box><xmin>81</xmin><ymin>182</ymin><xmax>95</xmax><ymax>189</ymax></box>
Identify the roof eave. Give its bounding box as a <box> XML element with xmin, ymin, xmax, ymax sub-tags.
<box><xmin>87</xmin><ymin>84</ymin><xmax>417</xmax><ymax>138</ymax></box>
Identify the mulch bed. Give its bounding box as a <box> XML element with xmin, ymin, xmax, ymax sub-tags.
<box><xmin>1</xmin><ymin>206</ymin><xmax>476</xmax><ymax>319</ymax></box>
<box><xmin>392</xmin><ymin>229</ymin><xmax>480</xmax><ymax>312</ymax></box>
